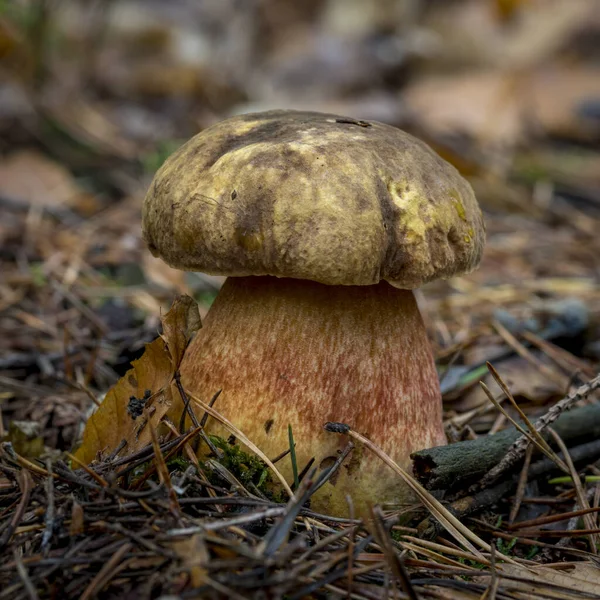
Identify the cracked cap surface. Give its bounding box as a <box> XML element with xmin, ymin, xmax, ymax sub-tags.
<box><xmin>142</xmin><ymin>110</ymin><xmax>485</xmax><ymax>288</ymax></box>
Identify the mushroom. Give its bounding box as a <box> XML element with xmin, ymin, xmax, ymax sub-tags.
<box><xmin>142</xmin><ymin>110</ymin><xmax>485</xmax><ymax>515</ymax></box>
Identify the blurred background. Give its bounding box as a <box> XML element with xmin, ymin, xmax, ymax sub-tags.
<box><xmin>1</xmin><ymin>0</ymin><xmax>599</xmax><ymax>450</ymax></box>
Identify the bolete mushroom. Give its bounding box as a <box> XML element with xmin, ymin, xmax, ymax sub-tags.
<box><xmin>142</xmin><ymin>110</ymin><xmax>485</xmax><ymax>515</ymax></box>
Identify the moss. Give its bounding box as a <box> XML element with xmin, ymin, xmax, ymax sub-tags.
<box><xmin>166</xmin><ymin>455</ymin><xmax>191</xmax><ymax>472</ymax></box>
<box><xmin>208</xmin><ymin>435</ymin><xmax>286</xmax><ymax>502</ymax></box>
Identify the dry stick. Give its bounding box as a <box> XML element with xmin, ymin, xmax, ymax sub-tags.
<box><xmin>417</xmin><ymin>438</ymin><xmax>600</xmax><ymax>540</ymax></box>
<box><xmin>477</xmin><ymin>373</ymin><xmax>600</xmax><ymax>490</ymax></box>
<box><xmin>508</xmin><ymin>506</ymin><xmax>600</xmax><ymax>531</ymax></box>
<box><xmin>41</xmin><ymin>460</ymin><xmax>55</xmax><ymax>554</ymax></box>
<box><xmin>509</xmin><ymin>444</ymin><xmax>534</xmax><ymax>525</ymax></box>
<box><xmin>487</xmin><ymin>363</ymin><xmax>566</xmax><ymax>470</ymax></box>
<box><xmin>149</xmin><ymin>424</ymin><xmax>180</xmax><ymax>514</ymax></box>
<box><xmin>170</xmin><ymin>507</ymin><xmax>288</xmax><ymax>535</ymax></box>
<box><xmin>0</xmin><ymin>470</ymin><xmax>32</xmax><ymax>549</ymax></box>
<box><xmin>66</xmin><ymin>452</ymin><xmax>109</xmax><ymax>487</ymax></box>
<box><xmin>346</xmin><ymin>495</ymin><xmax>356</xmax><ymax>600</ymax></box>
<box><xmin>482</xmin><ymin>543</ymin><xmax>499</xmax><ymax>600</ymax></box>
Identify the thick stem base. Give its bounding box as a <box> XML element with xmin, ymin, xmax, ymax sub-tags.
<box><xmin>180</xmin><ymin>276</ymin><xmax>445</xmax><ymax>515</ymax></box>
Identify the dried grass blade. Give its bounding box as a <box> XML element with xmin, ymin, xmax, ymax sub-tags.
<box><xmin>150</xmin><ymin>423</ymin><xmax>180</xmax><ymax>513</ymax></box>
<box><xmin>479</xmin><ymin>381</ymin><xmax>568</xmax><ymax>472</ymax></box>
<box><xmin>367</xmin><ymin>505</ymin><xmax>419</xmax><ymax>600</ymax></box>
<box><xmin>492</xmin><ymin>319</ymin><xmax>567</xmax><ymax>388</ymax></box>
<box><xmin>187</xmin><ymin>389</ymin><xmax>293</xmax><ymax>497</ymax></box>
<box><xmin>547</xmin><ymin>428</ymin><xmax>597</xmax><ymax>554</ymax></box>
<box><xmin>66</xmin><ymin>452</ymin><xmax>109</xmax><ymax>488</ymax></box>
<box><xmin>324</xmin><ymin>423</ymin><xmax>515</xmax><ymax>564</ymax></box>
<box><xmin>486</xmin><ymin>363</ymin><xmax>560</xmax><ymax>459</ymax></box>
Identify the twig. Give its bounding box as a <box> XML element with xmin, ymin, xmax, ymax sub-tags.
<box><xmin>509</xmin><ymin>444</ymin><xmax>533</xmax><ymax>524</ymax></box>
<box><xmin>547</xmin><ymin>428</ymin><xmax>597</xmax><ymax>554</ymax></box>
<box><xmin>167</xmin><ymin>507</ymin><xmax>286</xmax><ymax>535</ymax></box>
<box><xmin>149</xmin><ymin>423</ymin><xmax>180</xmax><ymax>514</ymax></box>
<box><xmin>417</xmin><ymin>438</ymin><xmax>600</xmax><ymax>539</ymax></box>
<box><xmin>79</xmin><ymin>542</ymin><xmax>132</xmax><ymax>600</ymax></box>
<box><xmin>14</xmin><ymin>550</ymin><xmax>39</xmax><ymax>600</ymax></box>
<box><xmin>41</xmin><ymin>460</ymin><xmax>55</xmax><ymax>554</ymax></box>
<box><xmin>66</xmin><ymin>452</ymin><xmax>109</xmax><ymax>488</ymax></box>
<box><xmin>368</xmin><ymin>505</ymin><xmax>419</xmax><ymax>600</ymax></box>
<box><xmin>174</xmin><ymin>373</ymin><xmax>221</xmax><ymax>457</ymax></box>
<box><xmin>477</xmin><ymin>373</ymin><xmax>600</xmax><ymax>490</ymax></box>
<box><xmin>0</xmin><ymin>470</ymin><xmax>32</xmax><ymax>549</ymax></box>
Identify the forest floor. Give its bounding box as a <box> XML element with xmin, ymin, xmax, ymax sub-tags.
<box><xmin>1</xmin><ymin>1</ymin><xmax>600</xmax><ymax>598</ymax></box>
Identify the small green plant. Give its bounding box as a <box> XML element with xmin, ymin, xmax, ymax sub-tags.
<box><xmin>548</xmin><ymin>475</ymin><xmax>600</xmax><ymax>485</ymax></box>
<box><xmin>457</xmin><ymin>556</ymin><xmax>487</xmax><ymax>580</ymax></box>
<box><xmin>496</xmin><ymin>536</ymin><xmax>517</xmax><ymax>555</ymax></box>
<box><xmin>166</xmin><ymin>455</ymin><xmax>191</xmax><ymax>472</ymax></box>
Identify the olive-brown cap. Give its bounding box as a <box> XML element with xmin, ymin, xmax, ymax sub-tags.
<box><xmin>142</xmin><ymin>110</ymin><xmax>484</xmax><ymax>288</ymax></box>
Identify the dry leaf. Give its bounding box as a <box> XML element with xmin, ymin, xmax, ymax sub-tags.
<box><xmin>494</xmin><ymin>563</ymin><xmax>600</xmax><ymax>597</ymax></box>
<box><xmin>0</xmin><ymin>151</ymin><xmax>96</xmax><ymax>212</ymax></box>
<box><xmin>161</xmin><ymin>295</ymin><xmax>201</xmax><ymax>370</ymax></box>
<box><xmin>424</xmin><ymin>0</ymin><xmax>594</xmax><ymax>70</ymax></box>
<box><xmin>454</xmin><ymin>356</ymin><xmax>563</xmax><ymax>412</ymax></box>
<box><xmin>404</xmin><ymin>71</ymin><xmax>524</xmax><ymax>147</ymax></box>
<box><xmin>170</xmin><ymin>534</ymin><xmax>209</xmax><ymax>588</ymax></box>
<box><xmin>529</xmin><ymin>67</ymin><xmax>600</xmax><ymax>140</ymax></box>
<box><xmin>69</xmin><ymin>500</ymin><xmax>84</xmax><ymax>537</ymax></box>
<box><xmin>74</xmin><ymin>295</ymin><xmax>201</xmax><ymax>464</ymax></box>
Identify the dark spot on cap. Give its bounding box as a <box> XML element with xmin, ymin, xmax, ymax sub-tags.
<box><xmin>264</xmin><ymin>418</ymin><xmax>274</xmax><ymax>434</ymax></box>
<box><xmin>231</xmin><ymin>189</ymin><xmax>237</xmax><ymax>200</ymax></box>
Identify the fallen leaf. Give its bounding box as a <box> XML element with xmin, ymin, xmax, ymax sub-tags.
<box><xmin>494</xmin><ymin>563</ymin><xmax>600</xmax><ymax>597</ymax></box>
<box><xmin>404</xmin><ymin>64</ymin><xmax>600</xmax><ymax>150</ymax></box>
<box><xmin>0</xmin><ymin>151</ymin><xmax>96</xmax><ymax>212</ymax></box>
<box><xmin>529</xmin><ymin>66</ymin><xmax>600</xmax><ymax>141</ymax></box>
<box><xmin>424</xmin><ymin>0</ymin><xmax>594</xmax><ymax>70</ymax></box>
<box><xmin>74</xmin><ymin>295</ymin><xmax>201</xmax><ymax>464</ymax></box>
<box><xmin>161</xmin><ymin>295</ymin><xmax>201</xmax><ymax>370</ymax></box>
<box><xmin>69</xmin><ymin>500</ymin><xmax>84</xmax><ymax>537</ymax></box>
<box><xmin>170</xmin><ymin>534</ymin><xmax>209</xmax><ymax>588</ymax></box>
<box><xmin>454</xmin><ymin>356</ymin><xmax>563</xmax><ymax>412</ymax></box>
<box><xmin>404</xmin><ymin>71</ymin><xmax>524</xmax><ymax>147</ymax></box>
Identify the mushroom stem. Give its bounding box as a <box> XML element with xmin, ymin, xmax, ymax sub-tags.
<box><xmin>180</xmin><ymin>276</ymin><xmax>446</xmax><ymax>515</ymax></box>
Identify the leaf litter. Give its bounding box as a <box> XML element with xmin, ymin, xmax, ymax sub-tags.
<box><xmin>1</xmin><ymin>0</ymin><xmax>600</xmax><ymax>598</ymax></box>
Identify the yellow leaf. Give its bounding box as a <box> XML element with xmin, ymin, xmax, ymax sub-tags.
<box><xmin>74</xmin><ymin>296</ymin><xmax>201</xmax><ymax>464</ymax></box>
<box><xmin>161</xmin><ymin>295</ymin><xmax>202</xmax><ymax>370</ymax></box>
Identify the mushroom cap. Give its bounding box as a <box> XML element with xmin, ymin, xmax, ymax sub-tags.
<box><xmin>142</xmin><ymin>110</ymin><xmax>485</xmax><ymax>288</ymax></box>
